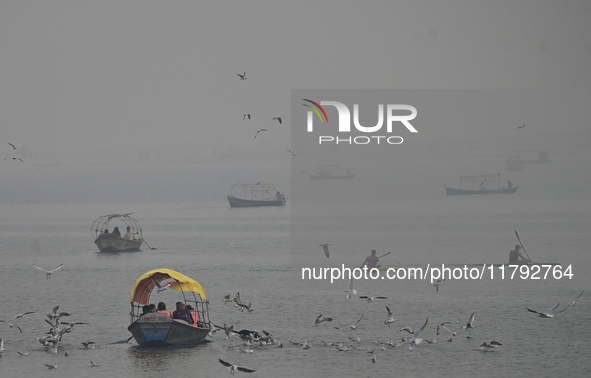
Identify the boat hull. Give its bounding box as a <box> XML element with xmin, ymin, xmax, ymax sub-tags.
<box><xmin>445</xmin><ymin>186</ymin><xmax>518</xmax><ymax>195</ymax></box>
<box><xmin>94</xmin><ymin>235</ymin><xmax>143</xmax><ymax>252</ymax></box>
<box><xmin>128</xmin><ymin>314</ymin><xmax>209</xmax><ymax>346</ymax></box>
<box><xmin>227</xmin><ymin>195</ymin><xmax>286</xmax><ymax>207</ymax></box>
<box><xmin>309</xmin><ymin>174</ymin><xmax>356</xmax><ymax>179</ymax></box>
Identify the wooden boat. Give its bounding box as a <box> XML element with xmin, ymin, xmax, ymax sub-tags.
<box><xmin>128</xmin><ymin>269</ymin><xmax>211</xmax><ymax>347</ymax></box>
<box><xmin>91</xmin><ymin>213</ymin><xmax>145</xmax><ymax>252</ymax></box>
<box><xmin>227</xmin><ymin>183</ymin><xmax>286</xmax><ymax>207</ymax></box>
<box><xmin>445</xmin><ymin>173</ymin><xmax>518</xmax><ymax>195</ymax></box>
<box><xmin>309</xmin><ymin>164</ymin><xmax>355</xmax><ymax>179</ymax></box>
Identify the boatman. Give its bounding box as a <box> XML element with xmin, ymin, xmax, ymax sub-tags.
<box><xmin>362</xmin><ymin>249</ymin><xmax>381</xmax><ymax>269</ymax></box>
<box><xmin>509</xmin><ymin>245</ymin><xmax>531</xmax><ymax>263</ymax></box>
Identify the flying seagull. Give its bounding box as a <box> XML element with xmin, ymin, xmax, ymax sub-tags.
<box><xmin>254</xmin><ymin>129</ymin><xmax>267</xmax><ymax>138</ymax></box>
<box><xmin>527</xmin><ymin>303</ymin><xmax>560</xmax><ymax>318</ymax></box>
<box><xmin>8</xmin><ymin>142</ymin><xmax>19</xmax><ymax>150</ymax></box>
<box><xmin>272</xmin><ymin>117</ymin><xmax>282</xmax><ymax>124</ymax></box>
<box><xmin>559</xmin><ymin>290</ymin><xmax>584</xmax><ymax>313</ymax></box>
<box><xmin>359</xmin><ymin>295</ymin><xmax>388</xmax><ymax>303</ymax></box>
<box><xmin>243</xmin><ymin>114</ymin><xmax>250</xmax><ymax>120</ymax></box>
<box><xmin>349</xmin><ymin>312</ymin><xmax>365</xmax><ymax>330</ymax></box>
<box><xmin>319</xmin><ymin>243</ymin><xmax>331</xmax><ymax>258</ymax></box>
<box><xmin>218</xmin><ymin>358</ymin><xmax>256</xmax><ymax>374</ymax></box>
<box><xmin>464</xmin><ymin>312</ymin><xmax>476</xmax><ymax>330</ymax></box>
<box><xmin>384</xmin><ymin>306</ymin><xmax>397</xmax><ymax>326</ymax></box>
<box><xmin>433</xmin><ymin>279</ymin><xmax>445</xmax><ymax>292</ymax></box>
<box><xmin>314</xmin><ymin>314</ymin><xmax>334</xmax><ymax>326</ymax></box>
<box><xmin>45</xmin><ymin>363</ymin><xmax>58</xmax><ymax>369</ymax></box>
<box><xmin>236</xmin><ymin>72</ymin><xmax>247</xmax><ymax>80</ymax></box>
<box><xmin>33</xmin><ymin>264</ymin><xmax>64</xmax><ymax>279</ymax></box>
<box><xmin>394</xmin><ymin>318</ymin><xmax>429</xmax><ymax>348</ymax></box>
<box><xmin>286</xmin><ymin>148</ymin><xmax>305</xmax><ymax>157</ymax></box>
<box><xmin>517</xmin><ymin>124</ymin><xmax>525</xmax><ymax>129</ymax></box>
<box><xmin>4</xmin><ymin>156</ymin><xmax>23</xmax><ymax>162</ymax></box>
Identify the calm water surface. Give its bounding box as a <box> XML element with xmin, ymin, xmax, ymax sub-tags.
<box><xmin>0</xmin><ymin>157</ymin><xmax>590</xmax><ymax>377</ymax></box>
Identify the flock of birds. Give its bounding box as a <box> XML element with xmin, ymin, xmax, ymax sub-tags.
<box><xmin>3</xmin><ymin>142</ymin><xmax>23</xmax><ymax>162</ymax></box>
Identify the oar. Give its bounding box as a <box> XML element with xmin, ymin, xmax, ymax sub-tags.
<box><xmin>514</xmin><ymin>230</ymin><xmax>532</xmax><ymax>262</ymax></box>
<box><xmin>140</xmin><ymin>228</ymin><xmax>157</xmax><ymax>250</ymax></box>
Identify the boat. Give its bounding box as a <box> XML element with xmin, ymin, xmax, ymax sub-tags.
<box><xmin>445</xmin><ymin>173</ymin><xmax>518</xmax><ymax>195</ymax></box>
<box><xmin>309</xmin><ymin>164</ymin><xmax>355</xmax><ymax>179</ymax></box>
<box><xmin>506</xmin><ymin>156</ymin><xmax>525</xmax><ymax>171</ymax></box>
<box><xmin>128</xmin><ymin>268</ymin><xmax>211</xmax><ymax>347</ymax></box>
<box><xmin>91</xmin><ymin>213</ymin><xmax>145</xmax><ymax>252</ymax></box>
<box><xmin>226</xmin><ymin>183</ymin><xmax>286</xmax><ymax>207</ymax></box>
<box><xmin>513</xmin><ymin>150</ymin><xmax>550</xmax><ymax>164</ymax></box>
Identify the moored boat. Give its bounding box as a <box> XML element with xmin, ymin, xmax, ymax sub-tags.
<box><xmin>91</xmin><ymin>213</ymin><xmax>145</xmax><ymax>252</ymax></box>
<box><xmin>227</xmin><ymin>183</ymin><xmax>286</xmax><ymax>207</ymax></box>
<box><xmin>445</xmin><ymin>173</ymin><xmax>518</xmax><ymax>195</ymax></box>
<box><xmin>128</xmin><ymin>269</ymin><xmax>211</xmax><ymax>347</ymax></box>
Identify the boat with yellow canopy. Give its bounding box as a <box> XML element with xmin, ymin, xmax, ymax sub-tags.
<box><xmin>127</xmin><ymin>268</ymin><xmax>211</xmax><ymax>346</ymax></box>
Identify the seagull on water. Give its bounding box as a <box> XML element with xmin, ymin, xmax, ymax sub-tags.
<box><xmin>314</xmin><ymin>314</ymin><xmax>334</xmax><ymax>326</ymax></box>
<box><xmin>17</xmin><ymin>351</ymin><xmax>30</xmax><ymax>356</ymax></box>
<box><xmin>384</xmin><ymin>306</ymin><xmax>397</xmax><ymax>326</ymax></box>
<box><xmin>218</xmin><ymin>358</ymin><xmax>256</xmax><ymax>375</ymax></box>
<box><xmin>559</xmin><ymin>290</ymin><xmax>584</xmax><ymax>313</ymax></box>
<box><xmin>527</xmin><ymin>303</ymin><xmax>560</xmax><ymax>318</ymax></box>
<box><xmin>236</xmin><ymin>72</ymin><xmax>247</xmax><ymax>80</ymax></box>
<box><xmin>272</xmin><ymin>117</ymin><xmax>282</xmax><ymax>124</ymax></box>
<box><xmin>464</xmin><ymin>312</ymin><xmax>476</xmax><ymax>330</ymax></box>
<box><xmin>319</xmin><ymin>243</ymin><xmax>331</xmax><ymax>258</ymax></box>
<box><xmin>399</xmin><ymin>327</ymin><xmax>414</xmax><ymax>334</ymax></box>
<box><xmin>395</xmin><ymin>318</ymin><xmax>429</xmax><ymax>348</ymax></box>
<box><xmin>254</xmin><ymin>129</ymin><xmax>267</xmax><ymax>138</ymax></box>
<box><xmin>45</xmin><ymin>363</ymin><xmax>58</xmax><ymax>369</ymax></box>
<box><xmin>359</xmin><ymin>295</ymin><xmax>388</xmax><ymax>303</ymax></box>
<box><xmin>81</xmin><ymin>341</ymin><xmax>96</xmax><ymax>349</ymax></box>
<box><xmin>90</xmin><ymin>360</ymin><xmax>100</xmax><ymax>367</ymax></box>
<box><xmin>33</xmin><ymin>264</ymin><xmax>64</xmax><ymax>279</ymax></box>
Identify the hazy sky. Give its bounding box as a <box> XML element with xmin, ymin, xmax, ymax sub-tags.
<box><xmin>1</xmin><ymin>1</ymin><xmax>589</xmax><ymax>164</ymax></box>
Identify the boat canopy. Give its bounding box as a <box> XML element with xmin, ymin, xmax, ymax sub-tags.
<box><xmin>131</xmin><ymin>268</ymin><xmax>207</xmax><ymax>306</ymax></box>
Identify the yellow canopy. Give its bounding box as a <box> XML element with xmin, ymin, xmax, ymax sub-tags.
<box><xmin>130</xmin><ymin>268</ymin><xmax>207</xmax><ymax>305</ymax></box>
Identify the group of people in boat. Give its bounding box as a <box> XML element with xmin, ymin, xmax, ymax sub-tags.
<box><xmin>140</xmin><ymin>301</ymin><xmax>203</xmax><ymax>327</ymax></box>
<box><xmin>101</xmin><ymin>226</ymin><xmax>139</xmax><ymax>240</ymax></box>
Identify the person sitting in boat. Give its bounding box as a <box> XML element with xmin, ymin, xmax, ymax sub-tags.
<box><xmin>124</xmin><ymin>226</ymin><xmax>136</xmax><ymax>240</ymax></box>
<box><xmin>102</xmin><ymin>229</ymin><xmax>109</xmax><ymax>234</ymax></box>
<box><xmin>156</xmin><ymin>302</ymin><xmax>171</xmax><ymax>317</ymax></box>
<box><xmin>507</xmin><ymin>180</ymin><xmax>514</xmax><ymax>189</ymax></box>
<box><xmin>140</xmin><ymin>305</ymin><xmax>151</xmax><ymax>316</ymax></box>
<box><xmin>186</xmin><ymin>304</ymin><xmax>199</xmax><ymax>326</ymax></box>
<box><xmin>362</xmin><ymin>249</ymin><xmax>381</xmax><ymax>269</ymax></box>
<box><xmin>276</xmin><ymin>191</ymin><xmax>284</xmax><ymax>200</ymax></box>
<box><xmin>112</xmin><ymin>226</ymin><xmax>122</xmax><ymax>237</ymax></box>
<box><xmin>509</xmin><ymin>245</ymin><xmax>531</xmax><ymax>263</ymax></box>
<box><xmin>172</xmin><ymin>302</ymin><xmax>194</xmax><ymax>324</ymax></box>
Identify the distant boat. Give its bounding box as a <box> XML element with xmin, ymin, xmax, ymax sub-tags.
<box><xmin>309</xmin><ymin>164</ymin><xmax>355</xmax><ymax>179</ymax></box>
<box><xmin>227</xmin><ymin>183</ymin><xmax>286</xmax><ymax>207</ymax></box>
<box><xmin>91</xmin><ymin>213</ymin><xmax>145</xmax><ymax>252</ymax></box>
<box><xmin>127</xmin><ymin>269</ymin><xmax>211</xmax><ymax>346</ymax></box>
<box><xmin>513</xmin><ymin>150</ymin><xmax>550</xmax><ymax>164</ymax></box>
<box><xmin>445</xmin><ymin>173</ymin><xmax>518</xmax><ymax>195</ymax></box>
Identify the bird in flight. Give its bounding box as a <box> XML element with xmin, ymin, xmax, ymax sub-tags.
<box><xmin>464</xmin><ymin>312</ymin><xmax>476</xmax><ymax>330</ymax></box>
<box><xmin>8</xmin><ymin>142</ymin><xmax>20</xmax><ymax>150</ymax></box>
<box><xmin>349</xmin><ymin>312</ymin><xmax>364</xmax><ymax>330</ymax></box>
<box><xmin>218</xmin><ymin>358</ymin><xmax>255</xmax><ymax>374</ymax></box>
<box><xmin>517</xmin><ymin>124</ymin><xmax>525</xmax><ymax>129</ymax></box>
<box><xmin>254</xmin><ymin>129</ymin><xmax>267</xmax><ymax>138</ymax></box>
<box><xmin>4</xmin><ymin>157</ymin><xmax>23</xmax><ymax>162</ymax></box>
<box><xmin>243</xmin><ymin>114</ymin><xmax>250</xmax><ymax>120</ymax></box>
<box><xmin>236</xmin><ymin>72</ymin><xmax>247</xmax><ymax>80</ymax></box>
<box><xmin>394</xmin><ymin>318</ymin><xmax>429</xmax><ymax>348</ymax></box>
<box><xmin>319</xmin><ymin>243</ymin><xmax>331</xmax><ymax>258</ymax></box>
<box><xmin>272</xmin><ymin>117</ymin><xmax>282</xmax><ymax>124</ymax></box>
<box><xmin>33</xmin><ymin>264</ymin><xmax>64</xmax><ymax>279</ymax></box>
<box><xmin>559</xmin><ymin>290</ymin><xmax>584</xmax><ymax>313</ymax></box>
<box><xmin>527</xmin><ymin>303</ymin><xmax>560</xmax><ymax>318</ymax></box>
<box><xmin>286</xmin><ymin>148</ymin><xmax>305</xmax><ymax>157</ymax></box>
<box><xmin>314</xmin><ymin>314</ymin><xmax>334</xmax><ymax>326</ymax></box>
<box><xmin>359</xmin><ymin>295</ymin><xmax>388</xmax><ymax>303</ymax></box>
<box><xmin>384</xmin><ymin>306</ymin><xmax>397</xmax><ymax>326</ymax></box>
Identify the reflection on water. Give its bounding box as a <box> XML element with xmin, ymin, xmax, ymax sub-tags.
<box><xmin>127</xmin><ymin>341</ymin><xmax>212</xmax><ymax>373</ymax></box>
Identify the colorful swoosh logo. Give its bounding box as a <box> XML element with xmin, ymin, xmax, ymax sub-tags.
<box><xmin>302</xmin><ymin>99</ymin><xmax>328</xmax><ymax>123</ymax></box>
